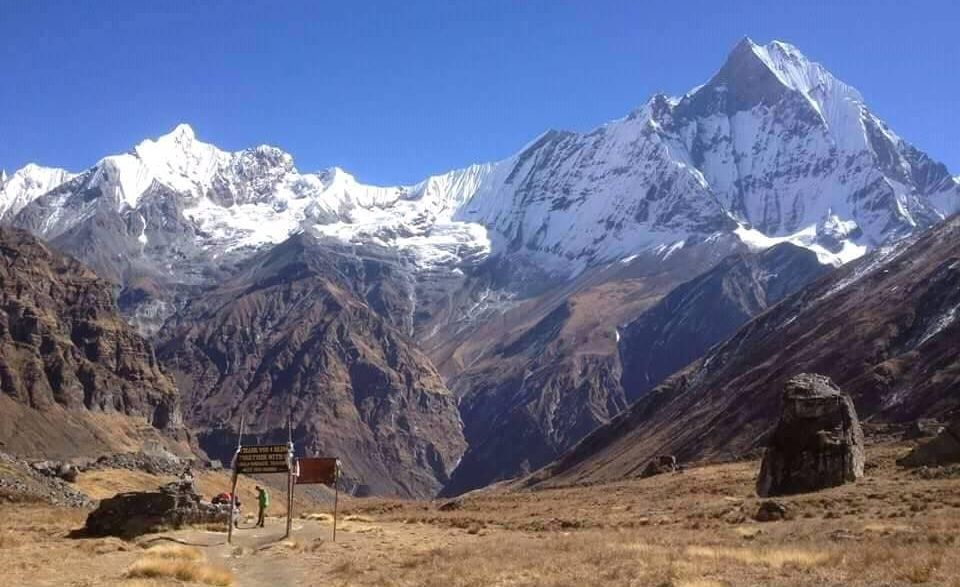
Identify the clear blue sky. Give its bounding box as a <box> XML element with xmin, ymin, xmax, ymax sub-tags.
<box><xmin>2</xmin><ymin>0</ymin><xmax>958</xmax><ymax>185</ymax></box>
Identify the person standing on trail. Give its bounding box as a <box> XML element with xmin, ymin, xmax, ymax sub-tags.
<box><xmin>255</xmin><ymin>485</ymin><xmax>269</xmax><ymax>528</ymax></box>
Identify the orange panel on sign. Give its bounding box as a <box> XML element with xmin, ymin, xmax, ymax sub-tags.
<box><xmin>297</xmin><ymin>457</ymin><xmax>338</xmax><ymax>485</ymax></box>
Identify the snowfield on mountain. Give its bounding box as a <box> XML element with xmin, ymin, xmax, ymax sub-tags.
<box><xmin>3</xmin><ymin>39</ymin><xmax>957</xmax><ymax>291</ymax></box>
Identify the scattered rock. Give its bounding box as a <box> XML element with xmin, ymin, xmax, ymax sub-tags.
<box><xmin>438</xmin><ymin>498</ymin><xmax>463</xmax><ymax>512</ymax></box>
<box><xmin>904</xmin><ymin>419</ymin><xmax>945</xmax><ymax>440</ymax></box>
<box><xmin>91</xmin><ymin>451</ymin><xmax>187</xmax><ymax>476</ymax></box>
<box><xmin>898</xmin><ymin>417</ymin><xmax>960</xmax><ymax>468</ymax></box>
<box><xmin>31</xmin><ymin>461</ymin><xmax>80</xmax><ymax>483</ymax></box>
<box><xmin>754</xmin><ymin>500</ymin><xmax>789</xmax><ymax>522</ymax></box>
<box><xmin>910</xmin><ymin>464</ymin><xmax>960</xmax><ymax>480</ymax></box>
<box><xmin>89</xmin><ymin>537</ymin><xmax>132</xmax><ymax>554</ymax></box>
<box><xmin>84</xmin><ymin>480</ymin><xmax>229</xmax><ymax>538</ymax></box>
<box><xmin>829</xmin><ymin>529</ymin><xmax>862</xmax><ymax>542</ymax></box>
<box><xmin>57</xmin><ymin>463</ymin><xmax>78</xmax><ymax>483</ymax></box>
<box><xmin>640</xmin><ymin>455</ymin><xmax>678</xmax><ymax>478</ymax></box>
<box><xmin>756</xmin><ymin>374</ymin><xmax>865</xmax><ymax>497</ymax></box>
<box><xmin>0</xmin><ymin>452</ymin><xmax>91</xmax><ymax>507</ymax></box>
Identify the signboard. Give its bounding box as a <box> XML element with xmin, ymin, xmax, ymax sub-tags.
<box><xmin>296</xmin><ymin>457</ymin><xmax>339</xmax><ymax>485</ymax></box>
<box><xmin>235</xmin><ymin>444</ymin><xmax>290</xmax><ymax>474</ymax></box>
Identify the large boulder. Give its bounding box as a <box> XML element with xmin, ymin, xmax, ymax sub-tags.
<box><xmin>756</xmin><ymin>374</ymin><xmax>864</xmax><ymax>496</ymax></box>
<box><xmin>640</xmin><ymin>455</ymin><xmax>678</xmax><ymax>478</ymax></box>
<box><xmin>84</xmin><ymin>480</ymin><xmax>228</xmax><ymax>538</ymax></box>
<box><xmin>899</xmin><ymin>417</ymin><xmax>960</xmax><ymax>467</ymax></box>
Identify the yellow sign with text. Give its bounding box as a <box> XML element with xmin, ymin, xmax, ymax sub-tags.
<box><xmin>235</xmin><ymin>444</ymin><xmax>290</xmax><ymax>474</ymax></box>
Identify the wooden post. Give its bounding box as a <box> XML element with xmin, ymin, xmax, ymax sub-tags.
<box><xmin>332</xmin><ymin>460</ymin><xmax>339</xmax><ymax>542</ymax></box>
<box><xmin>284</xmin><ymin>414</ymin><xmax>294</xmax><ymax>539</ymax></box>
<box><xmin>227</xmin><ymin>415</ymin><xmax>245</xmax><ymax>545</ymax></box>
<box><xmin>226</xmin><ymin>470</ymin><xmax>239</xmax><ymax>544</ymax></box>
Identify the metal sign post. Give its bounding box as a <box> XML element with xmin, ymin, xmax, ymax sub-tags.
<box><xmin>333</xmin><ymin>462</ymin><xmax>339</xmax><ymax>542</ymax></box>
<box><xmin>295</xmin><ymin>456</ymin><xmax>341</xmax><ymax>541</ymax></box>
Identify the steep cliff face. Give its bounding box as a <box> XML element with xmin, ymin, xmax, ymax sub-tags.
<box><xmin>440</xmin><ymin>239</ymin><xmax>742</xmax><ymax>496</ymax></box>
<box><xmin>619</xmin><ymin>243</ymin><xmax>829</xmax><ymax>401</ymax></box>
<box><xmin>529</xmin><ymin>215</ymin><xmax>960</xmax><ymax>489</ymax></box>
<box><xmin>157</xmin><ymin>233</ymin><xmax>465</xmax><ymax>498</ymax></box>
<box><xmin>0</xmin><ymin>227</ymin><xmax>183</xmax><ymax>458</ymax></box>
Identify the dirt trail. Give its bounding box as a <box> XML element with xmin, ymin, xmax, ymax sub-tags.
<box><xmin>168</xmin><ymin>514</ymin><xmax>469</xmax><ymax>586</ymax></box>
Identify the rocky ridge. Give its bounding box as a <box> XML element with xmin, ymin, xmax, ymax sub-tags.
<box><xmin>157</xmin><ymin>232</ymin><xmax>466</xmax><ymax>498</ymax></box>
<box><xmin>0</xmin><ymin>227</ymin><xmax>185</xmax><ymax>459</ymax></box>
<box><xmin>618</xmin><ymin>242</ymin><xmax>829</xmax><ymax>400</ymax></box>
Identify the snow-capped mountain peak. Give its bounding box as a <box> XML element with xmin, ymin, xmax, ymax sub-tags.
<box><xmin>6</xmin><ymin>39</ymin><xmax>959</xmax><ymax>288</ymax></box>
<box><xmin>0</xmin><ymin>163</ymin><xmax>75</xmax><ymax>221</ymax></box>
<box><xmin>685</xmin><ymin>38</ymin><xmax>868</xmax><ymax>151</ymax></box>
<box><xmin>745</xmin><ymin>38</ymin><xmax>863</xmax><ymax>104</ymax></box>
<box><xmin>90</xmin><ymin>124</ymin><xmax>231</xmax><ymax>208</ymax></box>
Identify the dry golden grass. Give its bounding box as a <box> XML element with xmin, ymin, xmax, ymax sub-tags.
<box><xmin>126</xmin><ymin>557</ymin><xmax>234</xmax><ymax>586</ymax></box>
<box><xmin>685</xmin><ymin>545</ymin><xmax>832</xmax><ymax>569</ymax></box>
<box><xmin>75</xmin><ymin>469</ymin><xmax>176</xmax><ymax>500</ymax></box>
<box><xmin>126</xmin><ymin>543</ymin><xmax>233</xmax><ymax>586</ymax></box>
<box><xmin>75</xmin><ymin>536</ymin><xmax>133</xmax><ymax>555</ymax></box>
<box><xmin>118</xmin><ymin>581</ymin><xmax>159</xmax><ymax>587</ymax></box>
<box><xmin>4</xmin><ymin>440</ymin><xmax>960</xmax><ymax>586</ymax></box>
<box><xmin>328</xmin><ymin>530</ymin><xmax>718</xmax><ymax>587</ymax></box>
<box><xmin>0</xmin><ymin>531</ymin><xmax>25</xmax><ymax>549</ymax></box>
<box><xmin>324</xmin><ymin>443</ymin><xmax>960</xmax><ymax>587</ymax></box>
<box><xmin>862</xmin><ymin>522</ymin><xmax>913</xmax><ymax>534</ymax></box>
<box><xmin>142</xmin><ymin>543</ymin><xmax>205</xmax><ymax>561</ymax></box>
<box><xmin>126</xmin><ymin>544</ymin><xmax>233</xmax><ymax>586</ymax></box>
<box><xmin>732</xmin><ymin>525</ymin><xmax>762</xmax><ymax>539</ymax></box>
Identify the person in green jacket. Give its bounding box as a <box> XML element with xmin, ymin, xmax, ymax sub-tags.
<box><xmin>255</xmin><ymin>485</ymin><xmax>269</xmax><ymax>528</ymax></box>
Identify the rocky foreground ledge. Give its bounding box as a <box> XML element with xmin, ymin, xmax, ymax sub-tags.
<box><xmin>84</xmin><ymin>479</ymin><xmax>230</xmax><ymax>538</ymax></box>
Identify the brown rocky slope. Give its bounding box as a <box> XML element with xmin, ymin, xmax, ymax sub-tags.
<box><xmin>618</xmin><ymin>243</ymin><xmax>829</xmax><ymax>401</ymax></box>
<box><xmin>0</xmin><ymin>227</ymin><xmax>184</xmax><ymax>458</ymax></box>
<box><xmin>530</xmin><ymin>214</ymin><xmax>960</xmax><ymax>488</ymax></box>
<box><xmin>157</xmin><ymin>232</ymin><xmax>466</xmax><ymax>498</ymax></box>
<box><xmin>439</xmin><ymin>238</ymin><xmax>748</xmax><ymax>496</ymax></box>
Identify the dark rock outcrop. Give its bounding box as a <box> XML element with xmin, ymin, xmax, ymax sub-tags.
<box><xmin>904</xmin><ymin>419</ymin><xmax>945</xmax><ymax>440</ymax></box>
<box><xmin>84</xmin><ymin>480</ymin><xmax>227</xmax><ymax>538</ymax></box>
<box><xmin>899</xmin><ymin>417</ymin><xmax>960</xmax><ymax>467</ymax></box>
<box><xmin>754</xmin><ymin>500</ymin><xmax>789</xmax><ymax>522</ymax></box>
<box><xmin>0</xmin><ymin>227</ymin><xmax>185</xmax><ymax>458</ymax></box>
<box><xmin>756</xmin><ymin>374</ymin><xmax>864</xmax><ymax>496</ymax></box>
<box><xmin>640</xmin><ymin>455</ymin><xmax>678</xmax><ymax>478</ymax></box>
